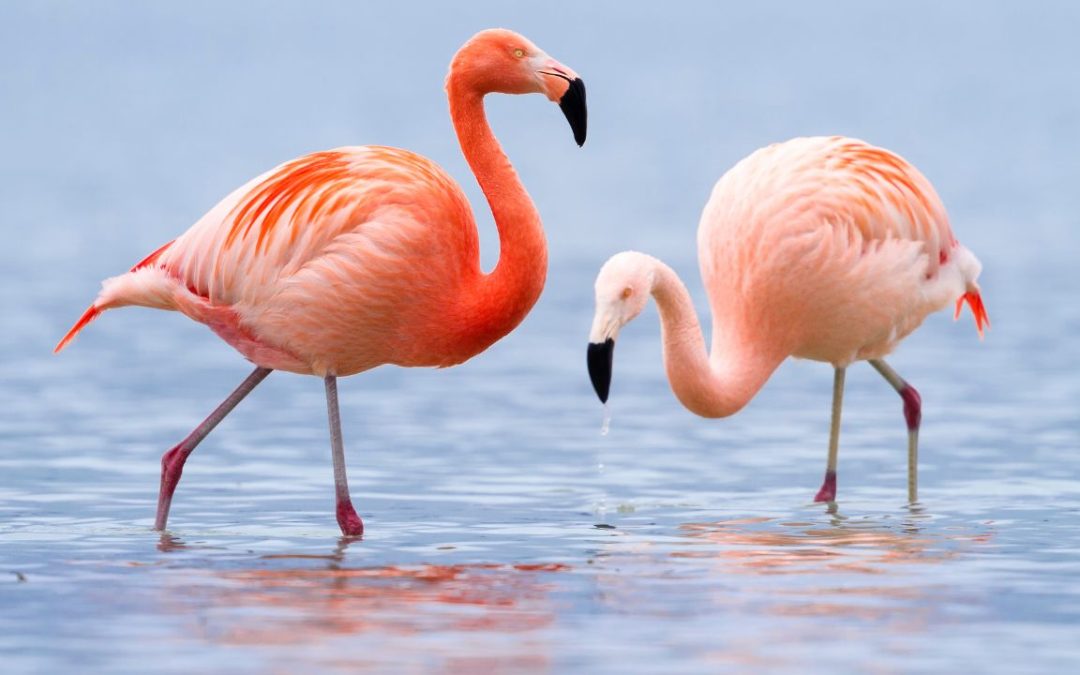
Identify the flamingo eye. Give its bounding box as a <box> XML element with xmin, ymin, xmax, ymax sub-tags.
<box><xmin>513</xmin><ymin>48</ymin><xmax>525</xmax><ymax>58</ymax></box>
<box><xmin>621</xmin><ymin>287</ymin><xmax>633</xmax><ymax>300</ymax></box>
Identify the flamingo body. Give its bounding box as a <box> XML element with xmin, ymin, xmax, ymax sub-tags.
<box><xmin>56</xmin><ymin>29</ymin><xmax>588</xmax><ymax>535</ymax></box>
<box><xmin>587</xmin><ymin>136</ymin><xmax>986</xmax><ymax>502</ymax></box>
<box><xmin>698</xmin><ymin>136</ymin><xmax>985</xmax><ymax>370</ymax></box>
<box><xmin>61</xmin><ymin>146</ymin><xmax>507</xmax><ymax>376</ymax></box>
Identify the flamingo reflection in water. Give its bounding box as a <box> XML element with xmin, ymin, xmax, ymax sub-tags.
<box><xmin>155</xmin><ymin>536</ymin><xmax>567</xmax><ymax>670</ymax></box>
<box><xmin>587</xmin><ymin>512</ymin><xmax>993</xmax><ymax>627</ymax></box>
<box><xmin>674</xmin><ymin>513</ymin><xmax>993</xmax><ymax>576</ymax></box>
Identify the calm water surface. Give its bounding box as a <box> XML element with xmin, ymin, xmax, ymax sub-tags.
<box><xmin>2</xmin><ymin>2</ymin><xmax>1079</xmax><ymax>673</ymax></box>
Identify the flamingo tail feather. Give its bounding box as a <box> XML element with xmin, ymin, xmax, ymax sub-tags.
<box><xmin>954</xmin><ymin>291</ymin><xmax>990</xmax><ymax>339</ymax></box>
<box><xmin>54</xmin><ymin>243</ymin><xmax>179</xmax><ymax>355</ymax></box>
<box><xmin>54</xmin><ymin>304</ymin><xmax>102</xmax><ymax>353</ymax></box>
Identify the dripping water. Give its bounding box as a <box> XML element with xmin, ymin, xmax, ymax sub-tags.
<box><xmin>595</xmin><ymin>402</ymin><xmax>610</xmax><ymax>526</ymax></box>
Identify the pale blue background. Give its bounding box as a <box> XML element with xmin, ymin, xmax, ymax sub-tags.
<box><xmin>2</xmin><ymin>2</ymin><xmax>1078</xmax><ymax>673</ymax></box>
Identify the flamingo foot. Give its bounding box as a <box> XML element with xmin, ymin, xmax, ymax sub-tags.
<box><xmin>336</xmin><ymin>500</ymin><xmax>364</xmax><ymax>536</ymax></box>
<box><xmin>814</xmin><ymin>470</ymin><xmax>837</xmax><ymax>503</ymax></box>
<box><xmin>155</xmin><ymin>443</ymin><xmax>191</xmax><ymax>530</ymax></box>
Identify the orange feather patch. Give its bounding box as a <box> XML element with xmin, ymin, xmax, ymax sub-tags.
<box><xmin>54</xmin><ymin>239</ymin><xmax>177</xmax><ymax>353</ymax></box>
<box><xmin>833</xmin><ymin>140</ymin><xmax>958</xmax><ymax>270</ymax></box>
<box><xmin>224</xmin><ymin>151</ymin><xmax>355</xmax><ymax>254</ymax></box>
<box><xmin>955</xmin><ymin>291</ymin><xmax>990</xmax><ymax>338</ymax></box>
<box><xmin>54</xmin><ymin>305</ymin><xmax>100</xmax><ymax>353</ymax></box>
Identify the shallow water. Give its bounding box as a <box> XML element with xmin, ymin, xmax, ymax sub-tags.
<box><xmin>3</xmin><ymin>2</ymin><xmax>1080</xmax><ymax>673</ymax></box>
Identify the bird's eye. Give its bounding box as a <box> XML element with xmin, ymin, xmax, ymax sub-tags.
<box><xmin>513</xmin><ymin>48</ymin><xmax>525</xmax><ymax>58</ymax></box>
<box><xmin>621</xmin><ymin>287</ymin><xmax>633</xmax><ymax>300</ymax></box>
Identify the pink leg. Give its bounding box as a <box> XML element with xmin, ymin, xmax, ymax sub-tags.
<box><xmin>814</xmin><ymin>471</ymin><xmax>837</xmax><ymax>503</ymax></box>
<box><xmin>870</xmin><ymin>359</ymin><xmax>921</xmax><ymax>502</ymax></box>
<box><xmin>814</xmin><ymin>367</ymin><xmax>846</xmax><ymax>503</ymax></box>
<box><xmin>154</xmin><ymin>367</ymin><xmax>272</xmax><ymax>530</ymax></box>
<box><xmin>324</xmin><ymin>375</ymin><xmax>363</xmax><ymax>536</ymax></box>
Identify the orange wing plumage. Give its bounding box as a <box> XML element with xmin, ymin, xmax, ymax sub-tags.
<box><xmin>160</xmin><ymin>146</ymin><xmax>471</xmax><ymax>307</ymax></box>
<box><xmin>764</xmin><ymin>136</ymin><xmax>955</xmax><ymax>274</ymax></box>
<box><xmin>55</xmin><ymin>146</ymin><xmax>479</xmax><ymax>373</ymax></box>
<box><xmin>826</xmin><ymin>138</ymin><xmax>989</xmax><ymax>336</ymax></box>
<box><xmin>820</xmin><ymin>138</ymin><xmax>988</xmax><ymax>335</ymax></box>
<box><xmin>223</xmin><ymin>151</ymin><xmax>358</xmax><ymax>254</ymax></box>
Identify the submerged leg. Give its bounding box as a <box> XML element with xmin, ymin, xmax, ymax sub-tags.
<box><xmin>814</xmin><ymin>367</ymin><xmax>846</xmax><ymax>503</ymax></box>
<box><xmin>869</xmin><ymin>359</ymin><xmax>921</xmax><ymax>503</ymax></box>
<box><xmin>324</xmin><ymin>375</ymin><xmax>363</xmax><ymax>536</ymax></box>
<box><xmin>155</xmin><ymin>366</ymin><xmax>272</xmax><ymax>530</ymax></box>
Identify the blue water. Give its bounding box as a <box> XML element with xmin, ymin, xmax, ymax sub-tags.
<box><xmin>2</xmin><ymin>2</ymin><xmax>1079</xmax><ymax>672</ymax></box>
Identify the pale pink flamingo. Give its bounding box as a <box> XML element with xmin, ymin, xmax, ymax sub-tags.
<box><xmin>54</xmin><ymin>29</ymin><xmax>587</xmax><ymax>536</ymax></box>
<box><xmin>587</xmin><ymin>136</ymin><xmax>987</xmax><ymax>503</ymax></box>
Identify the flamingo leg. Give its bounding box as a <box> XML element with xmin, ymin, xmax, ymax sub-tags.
<box><xmin>324</xmin><ymin>375</ymin><xmax>364</xmax><ymax>536</ymax></box>
<box><xmin>869</xmin><ymin>359</ymin><xmax>921</xmax><ymax>503</ymax></box>
<box><xmin>155</xmin><ymin>366</ymin><xmax>272</xmax><ymax>531</ymax></box>
<box><xmin>814</xmin><ymin>366</ymin><xmax>846</xmax><ymax>503</ymax></box>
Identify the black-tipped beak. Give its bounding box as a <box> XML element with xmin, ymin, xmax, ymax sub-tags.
<box><xmin>559</xmin><ymin>78</ymin><xmax>587</xmax><ymax>147</ymax></box>
<box><xmin>587</xmin><ymin>338</ymin><xmax>614</xmax><ymax>403</ymax></box>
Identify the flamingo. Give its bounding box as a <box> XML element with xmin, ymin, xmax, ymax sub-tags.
<box><xmin>54</xmin><ymin>29</ymin><xmax>587</xmax><ymax>536</ymax></box>
<box><xmin>586</xmin><ymin>136</ymin><xmax>987</xmax><ymax>503</ymax></box>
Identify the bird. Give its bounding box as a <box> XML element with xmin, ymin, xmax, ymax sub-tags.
<box><xmin>54</xmin><ymin>28</ymin><xmax>587</xmax><ymax>536</ymax></box>
<box><xmin>586</xmin><ymin>136</ymin><xmax>987</xmax><ymax>504</ymax></box>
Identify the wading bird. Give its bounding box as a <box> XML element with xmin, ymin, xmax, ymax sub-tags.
<box><xmin>587</xmin><ymin>137</ymin><xmax>986</xmax><ymax>503</ymax></box>
<box><xmin>56</xmin><ymin>29</ymin><xmax>587</xmax><ymax>536</ymax></box>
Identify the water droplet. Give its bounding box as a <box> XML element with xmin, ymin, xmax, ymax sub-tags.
<box><xmin>600</xmin><ymin>402</ymin><xmax>611</xmax><ymax>436</ymax></box>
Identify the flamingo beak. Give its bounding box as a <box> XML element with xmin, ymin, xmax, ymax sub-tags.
<box><xmin>587</xmin><ymin>338</ymin><xmax>614</xmax><ymax>403</ymax></box>
<box><xmin>537</xmin><ymin>59</ymin><xmax>587</xmax><ymax>146</ymax></box>
<box><xmin>558</xmin><ymin>77</ymin><xmax>587</xmax><ymax>147</ymax></box>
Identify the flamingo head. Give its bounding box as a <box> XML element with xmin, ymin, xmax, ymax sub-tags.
<box><xmin>449</xmin><ymin>28</ymin><xmax>587</xmax><ymax>146</ymax></box>
<box><xmin>587</xmin><ymin>252</ymin><xmax>656</xmax><ymax>403</ymax></box>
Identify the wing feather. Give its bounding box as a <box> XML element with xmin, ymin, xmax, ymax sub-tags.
<box><xmin>703</xmin><ymin>136</ymin><xmax>955</xmax><ymax>280</ymax></box>
<box><xmin>153</xmin><ymin>146</ymin><xmax>472</xmax><ymax>309</ymax></box>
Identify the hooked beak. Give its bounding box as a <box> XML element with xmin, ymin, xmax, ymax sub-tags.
<box><xmin>587</xmin><ymin>338</ymin><xmax>614</xmax><ymax>403</ymax></box>
<box><xmin>558</xmin><ymin>77</ymin><xmax>587</xmax><ymax>146</ymax></box>
<box><xmin>537</xmin><ymin>60</ymin><xmax>587</xmax><ymax>146</ymax></box>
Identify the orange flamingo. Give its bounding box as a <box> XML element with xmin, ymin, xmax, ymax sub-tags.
<box><xmin>586</xmin><ymin>137</ymin><xmax>987</xmax><ymax>503</ymax></box>
<box><xmin>55</xmin><ymin>29</ymin><xmax>587</xmax><ymax>536</ymax></box>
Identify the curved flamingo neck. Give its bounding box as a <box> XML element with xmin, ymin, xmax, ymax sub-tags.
<box><xmin>447</xmin><ymin>79</ymin><xmax>547</xmax><ymax>346</ymax></box>
<box><xmin>649</xmin><ymin>260</ymin><xmax>782</xmax><ymax>418</ymax></box>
